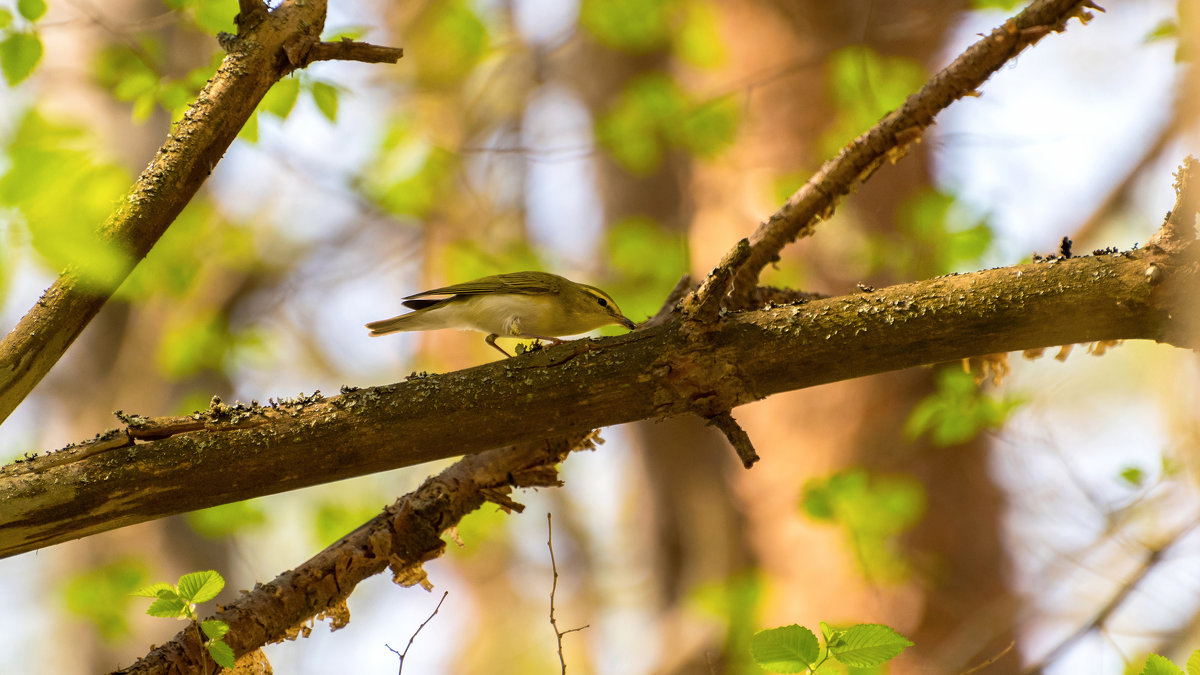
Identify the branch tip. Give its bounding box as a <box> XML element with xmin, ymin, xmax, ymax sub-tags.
<box><xmin>706</xmin><ymin>411</ymin><xmax>760</xmax><ymax>469</ymax></box>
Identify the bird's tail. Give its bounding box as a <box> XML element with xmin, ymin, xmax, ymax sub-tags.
<box><xmin>365</xmin><ymin>311</ymin><xmax>431</xmax><ymax>336</ymax></box>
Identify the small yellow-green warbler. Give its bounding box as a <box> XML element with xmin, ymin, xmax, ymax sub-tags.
<box><xmin>365</xmin><ymin>271</ymin><xmax>636</xmax><ymax>357</ymax></box>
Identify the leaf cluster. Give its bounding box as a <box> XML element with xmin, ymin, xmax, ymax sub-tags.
<box><xmin>134</xmin><ymin>570</ymin><xmax>235</xmax><ymax>669</ymax></box>
<box><xmin>751</xmin><ymin>622</ymin><xmax>912</xmax><ymax>673</ymax></box>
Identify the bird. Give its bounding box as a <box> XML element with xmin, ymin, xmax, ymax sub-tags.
<box><xmin>365</xmin><ymin>271</ymin><xmax>637</xmax><ymax>357</ymax></box>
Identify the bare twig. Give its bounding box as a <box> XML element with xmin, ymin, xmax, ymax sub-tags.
<box><xmin>706</xmin><ymin>411</ymin><xmax>760</xmax><ymax>469</ymax></box>
<box><xmin>306</xmin><ymin>39</ymin><xmax>405</xmax><ymax>65</ymax></box>
<box><xmin>1021</xmin><ymin>518</ymin><xmax>1200</xmax><ymax>673</ymax></box>
<box><xmin>958</xmin><ymin>641</ymin><xmax>1016</xmax><ymax>675</ymax></box>
<box><xmin>387</xmin><ymin>591</ymin><xmax>449</xmax><ymax>675</ymax></box>
<box><xmin>725</xmin><ymin>0</ymin><xmax>1102</xmax><ymax>306</ymax></box>
<box><xmin>548</xmin><ymin>513</ymin><xmax>588</xmax><ymax>674</ymax></box>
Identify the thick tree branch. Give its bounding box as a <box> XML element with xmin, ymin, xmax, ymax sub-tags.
<box><xmin>3</xmin><ymin>235</ymin><xmax>1196</xmax><ymax>560</ymax></box>
<box><xmin>726</xmin><ymin>0</ymin><xmax>1102</xmax><ymax>307</ymax></box>
<box><xmin>113</xmin><ymin>433</ymin><xmax>592</xmax><ymax>674</ymax></box>
<box><xmin>0</xmin><ymin>0</ymin><xmax>402</xmax><ymax>426</ymax></box>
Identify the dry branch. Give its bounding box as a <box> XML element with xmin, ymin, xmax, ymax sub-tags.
<box><xmin>113</xmin><ymin>434</ymin><xmax>588</xmax><ymax>675</ymax></box>
<box><xmin>3</xmin><ymin>234</ymin><xmax>1197</xmax><ymax>560</ymax></box>
<box><xmin>726</xmin><ymin>0</ymin><xmax>1102</xmax><ymax>306</ymax></box>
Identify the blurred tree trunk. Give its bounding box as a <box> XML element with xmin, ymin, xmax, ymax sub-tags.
<box><xmin>684</xmin><ymin>1</ymin><xmax>1017</xmax><ymax>673</ymax></box>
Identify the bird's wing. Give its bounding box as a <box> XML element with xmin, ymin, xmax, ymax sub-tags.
<box><xmin>403</xmin><ymin>273</ymin><xmax>557</xmax><ymax>299</ymax></box>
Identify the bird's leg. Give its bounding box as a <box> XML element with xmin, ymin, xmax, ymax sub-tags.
<box><xmin>485</xmin><ymin>333</ymin><xmax>513</xmax><ymax>357</ymax></box>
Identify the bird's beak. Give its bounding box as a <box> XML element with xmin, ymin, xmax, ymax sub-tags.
<box><xmin>619</xmin><ymin>315</ymin><xmax>636</xmax><ymax>330</ymax></box>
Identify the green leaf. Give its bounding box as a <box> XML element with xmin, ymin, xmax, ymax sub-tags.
<box><xmin>201</xmin><ymin>619</ymin><xmax>230</xmax><ymax>641</ymax></box>
<box><xmin>178</xmin><ymin>570</ymin><xmax>225</xmax><ymax>603</ymax></box>
<box><xmin>1186</xmin><ymin>649</ymin><xmax>1200</xmax><ymax>675</ymax></box>
<box><xmin>207</xmin><ymin>640</ymin><xmax>236</xmax><ymax>669</ymax></box>
<box><xmin>827</xmin><ymin>623</ymin><xmax>913</xmax><ymax>668</ymax></box>
<box><xmin>1</xmin><ymin>31</ymin><xmax>43</xmax><ymax>85</ymax></box>
<box><xmin>131</xmin><ymin>582</ymin><xmax>175</xmax><ymax>598</ymax></box>
<box><xmin>17</xmin><ymin>0</ymin><xmax>46</xmax><ymax>22</ymax></box>
<box><xmin>749</xmin><ymin>625</ymin><xmax>819</xmax><ymax>673</ymax></box>
<box><xmin>146</xmin><ymin>596</ymin><xmax>190</xmax><ymax>618</ymax></box>
<box><xmin>310</xmin><ymin>81</ymin><xmax>338</xmax><ymax>122</ymax></box>
<box><xmin>0</xmin><ymin>8</ymin><xmax>12</xmax><ymax>29</ymax></box>
<box><xmin>1141</xmin><ymin>654</ymin><xmax>1183</xmax><ymax>675</ymax></box>
<box><xmin>262</xmin><ymin>77</ymin><xmax>300</xmax><ymax>119</ymax></box>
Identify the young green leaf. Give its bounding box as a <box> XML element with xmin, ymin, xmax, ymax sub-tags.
<box><xmin>178</xmin><ymin>570</ymin><xmax>225</xmax><ymax>603</ymax></box>
<box><xmin>1186</xmin><ymin>649</ymin><xmax>1200</xmax><ymax>675</ymax></box>
<box><xmin>17</xmin><ymin>0</ymin><xmax>46</xmax><ymax>22</ymax></box>
<box><xmin>261</xmin><ymin>77</ymin><xmax>300</xmax><ymax>119</ymax></box>
<box><xmin>0</xmin><ymin>31</ymin><xmax>42</xmax><ymax>85</ymax></box>
<box><xmin>827</xmin><ymin>623</ymin><xmax>913</xmax><ymax>668</ymax></box>
<box><xmin>749</xmin><ymin>625</ymin><xmax>820</xmax><ymax>673</ymax></box>
<box><xmin>206</xmin><ymin>640</ymin><xmax>236</xmax><ymax>669</ymax></box>
<box><xmin>146</xmin><ymin>596</ymin><xmax>190</xmax><ymax>618</ymax></box>
<box><xmin>1141</xmin><ymin>654</ymin><xmax>1183</xmax><ymax>675</ymax></box>
<box><xmin>201</xmin><ymin>619</ymin><xmax>230</xmax><ymax>640</ymax></box>
<box><xmin>0</xmin><ymin>8</ymin><xmax>13</xmax><ymax>29</ymax></box>
<box><xmin>311</xmin><ymin>81</ymin><xmax>338</xmax><ymax>122</ymax></box>
<box><xmin>132</xmin><ymin>582</ymin><xmax>175</xmax><ymax>598</ymax></box>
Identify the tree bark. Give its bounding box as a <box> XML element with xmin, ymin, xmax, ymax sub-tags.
<box><xmin>3</xmin><ymin>236</ymin><xmax>1195</xmax><ymax>559</ymax></box>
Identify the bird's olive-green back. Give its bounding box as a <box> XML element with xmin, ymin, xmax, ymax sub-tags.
<box><xmin>403</xmin><ymin>271</ymin><xmax>564</xmax><ymax>299</ymax></box>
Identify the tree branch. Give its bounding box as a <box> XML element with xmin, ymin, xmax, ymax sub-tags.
<box><xmin>113</xmin><ymin>433</ymin><xmax>591</xmax><ymax>675</ymax></box>
<box><xmin>3</xmin><ymin>233</ymin><xmax>1196</xmax><ymax>560</ymax></box>
<box><xmin>305</xmin><ymin>39</ymin><xmax>405</xmax><ymax>65</ymax></box>
<box><xmin>0</xmin><ymin>0</ymin><xmax>397</xmax><ymax>427</ymax></box>
<box><xmin>726</xmin><ymin>0</ymin><xmax>1103</xmax><ymax>306</ymax></box>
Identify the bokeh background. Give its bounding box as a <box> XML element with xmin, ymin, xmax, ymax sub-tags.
<box><xmin>1</xmin><ymin>0</ymin><xmax>1198</xmax><ymax>673</ymax></box>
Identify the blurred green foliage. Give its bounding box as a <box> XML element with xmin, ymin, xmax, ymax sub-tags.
<box><xmin>970</xmin><ymin>0</ymin><xmax>1024</xmax><ymax>10</ymax></box>
<box><xmin>162</xmin><ymin>0</ymin><xmax>236</xmax><ymax>35</ymax></box>
<box><xmin>689</xmin><ymin>572</ymin><xmax>762</xmax><ymax>674</ymax></box>
<box><xmin>597</xmin><ymin>73</ymin><xmax>738</xmax><ymax>175</ymax></box>
<box><xmin>801</xmin><ymin>469</ymin><xmax>926</xmax><ymax>582</ymax></box>
<box><xmin>820</xmin><ymin>46</ymin><xmax>926</xmax><ymax>158</ymax></box>
<box><xmin>905</xmin><ymin>368</ymin><xmax>1023</xmax><ymax>446</ymax></box>
<box><xmin>94</xmin><ymin>43</ymin><xmax>218</xmax><ymax>122</ymax></box>
<box><xmin>0</xmin><ymin>30</ymin><xmax>40</xmax><ymax>84</ymax></box>
<box><xmin>868</xmin><ymin>187</ymin><xmax>994</xmax><ymax>279</ymax></box>
<box><xmin>61</xmin><ymin>557</ymin><xmax>149</xmax><ymax>642</ymax></box>
<box><xmin>364</xmin><ymin>116</ymin><xmax>458</xmax><ymax>218</ymax></box>
<box><xmin>186</xmin><ymin>499</ymin><xmax>268</xmax><ymax>538</ymax></box>
<box><xmin>407</xmin><ymin>0</ymin><xmax>488</xmax><ymax>87</ymax></box>
<box><xmin>605</xmin><ymin>215</ymin><xmax>689</xmax><ymax>321</ymax></box>
<box><xmin>313</xmin><ymin>499</ymin><xmax>384</xmax><ymax>549</ymax></box>
<box><xmin>0</xmin><ymin>111</ymin><xmax>132</xmax><ymax>287</ymax></box>
<box><xmin>580</xmin><ymin>0</ymin><xmax>725</xmax><ymax>67</ymax></box>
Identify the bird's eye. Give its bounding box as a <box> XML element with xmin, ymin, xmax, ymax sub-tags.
<box><xmin>597</xmin><ymin>298</ymin><xmax>608</xmax><ymax>307</ymax></box>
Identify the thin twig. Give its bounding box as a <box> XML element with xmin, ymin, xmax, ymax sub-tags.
<box><xmin>725</xmin><ymin>0</ymin><xmax>1102</xmax><ymax>306</ymax></box>
<box><xmin>387</xmin><ymin>591</ymin><xmax>449</xmax><ymax>675</ymax></box>
<box><xmin>548</xmin><ymin>513</ymin><xmax>588</xmax><ymax>674</ymax></box>
<box><xmin>958</xmin><ymin>641</ymin><xmax>1015</xmax><ymax>675</ymax></box>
